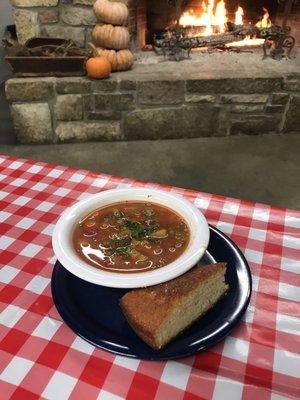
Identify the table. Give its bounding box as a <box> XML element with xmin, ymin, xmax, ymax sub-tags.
<box><xmin>0</xmin><ymin>155</ymin><xmax>299</xmax><ymax>400</ymax></box>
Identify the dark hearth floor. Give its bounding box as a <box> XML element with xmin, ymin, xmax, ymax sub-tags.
<box><xmin>115</xmin><ymin>49</ymin><xmax>300</xmax><ymax>81</ymax></box>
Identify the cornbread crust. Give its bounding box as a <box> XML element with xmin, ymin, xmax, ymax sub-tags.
<box><xmin>120</xmin><ymin>263</ymin><xmax>228</xmax><ymax>350</ymax></box>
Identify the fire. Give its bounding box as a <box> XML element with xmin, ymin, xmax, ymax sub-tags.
<box><xmin>226</xmin><ymin>36</ymin><xmax>265</xmax><ymax>47</ymax></box>
<box><xmin>235</xmin><ymin>6</ymin><xmax>244</xmax><ymax>26</ymax></box>
<box><xmin>179</xmin><ymin>0</ymin><xmax>228</xmax><ymax>35</ymax></box>
<box><xmin>255</xmin><ymin>7</ymin><xmax>272</xmax><ymax>28</ymax></box>
<box><xmin>179</xmin><ymin>1</ymin><xmax>272</xmax><ymax>45</ymax></box>
<box><xmin>215</xmin><ymin>0</ymin><xmax>227</xmax><ymax>33</ymax></box>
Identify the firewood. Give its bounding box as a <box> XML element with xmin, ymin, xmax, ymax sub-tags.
<box><xmin>155</xmin><ymin>24</ymin><xmax>262</xmax><ymax>53</ymax></box>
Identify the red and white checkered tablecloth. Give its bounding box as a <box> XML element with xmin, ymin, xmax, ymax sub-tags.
<box><xmin>0</xmin><ymin>155</ymin><xmax>299</xmax><ymax>400</ymax></box>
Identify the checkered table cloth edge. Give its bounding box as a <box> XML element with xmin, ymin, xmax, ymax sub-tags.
<box><xmin>0</xmin><ymin>155</ymin><xmax>299</xmax><ymax>400</ymax></box>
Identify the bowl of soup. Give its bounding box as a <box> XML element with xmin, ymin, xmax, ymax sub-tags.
<box><xmin>52</xmin><ymin>188</ymin><xmax>210</xmax><ymax>288</ymax></box>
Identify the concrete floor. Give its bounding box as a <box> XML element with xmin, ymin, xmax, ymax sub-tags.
<box><xmin>1</xmin><ymin>135</ymin><xmax>300</xmax><ymax>210</ymax></box>
<box><xmin>1</xmin><ymin>49</ymin><xmax>300</xmax><ymax>210</ymax></box>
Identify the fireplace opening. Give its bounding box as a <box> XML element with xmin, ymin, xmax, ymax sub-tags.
<box><xmin>131</xmin><ymin>0</ymin><xmax>297</xmax><ymax>54</ymax></box>
<box><xmin>143</xmin><ymin>0</ymin><xmax>281</xmax><ymax>47</ymax></box>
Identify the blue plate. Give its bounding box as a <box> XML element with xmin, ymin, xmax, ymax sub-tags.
<box><xmin>51</xmin><ymin>225</ymin><xmax>252</xmax><ymax>360</ymax></box>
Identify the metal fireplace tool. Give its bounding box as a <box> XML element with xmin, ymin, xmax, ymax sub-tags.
<box><xmin>153</xmin><ymin>0</ymin><xmax>296</xmax><ymax>60</ymax></box>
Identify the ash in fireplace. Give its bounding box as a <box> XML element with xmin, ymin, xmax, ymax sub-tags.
<box><xmin>132</xmin><ymin>48</ymin><xmax>299</xmax><ymax>77</ymax></box>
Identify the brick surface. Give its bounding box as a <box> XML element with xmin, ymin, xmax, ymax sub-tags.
<box><xmin>11</xmin><ymin>0</ymin><xmax>58</xmax><ymax>5</ymax></box>
<box><xmin>187</xmin><ymin>78</ymin><xmax>282</xmax><ymax>94</ymax></box>
<box><xmin>6</xmin><ymin>79</ymin><xmax>55</xmax><ymax>102</ymax></box>
<box><xmin>54</xmin><ymin>95</ymin><xmax>83</xmax><ymax>121</ymax></box>
<box><xmin>283</xmin><ymin>95</ymin><xmax>300</xmax><ymax>132</ymax></box>
<box><xmin>11</xmin><ymin>103</ymin><xmax>53</xmax><ymax>144</ymax></box>
<box><xmin>56</xmin><ymin>121</ymin><xmax>121</xmax><ymax>142</ymax></box>
<box><xmin>39</xmin><ymin>9</ymin><xmax>59</xmax><ymax>24</ymax></box>
<box><xmin>13</xmin><ymin>9</ymin><xmax>39</xmax><ymax>45</ymax></box>
<box><xmin>124</xmin><ymin>106</ymin><xmax>217</xmax><ymax>139</ymax></box>
<box><xmin>137</xmin><ymin>81</ymin><xmax>184</xmax><ymax>105</ymax></box>
<box><xmin>61</xmin><ymin>6</ymin><xmax>96</xmax><ymax>26</ymax></box>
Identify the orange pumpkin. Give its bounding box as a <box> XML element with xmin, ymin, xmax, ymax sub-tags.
<box><xmin>86</xmin><ymin>56</ymin><xmax>111</xmax><ymax>79</ymax></box>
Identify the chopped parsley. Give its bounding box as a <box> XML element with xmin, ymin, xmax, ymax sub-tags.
<box><xmin>123</xmin><ymin>219</ymin><xmax>158</xmax><ymax>239</ymax></box>
<box><xmin>111</xmin><ymin>245</ymin><xmax>133</xmax><ymax>258</ymax></box>
<box><xmin>113</xmin><ymin>210</ymin><xmax>124</xmax><ymax>219</ymax></box>
<box><xmin>144</xmin><ymin>208</ymin><xmax>154</xmax><ymax>218</ymax></box>
<box><xmin>107</xmin><ymin>214</ymin><xmax>161</xmax><ymax>259</ymax></box>
<box><xmin>104</xmin><ymin>210</ymin><xmax>124</xmax><ymax>221</ymax></box>
<box><xmin>109</xmin><ymin>236</ymin><xmax>131</xmax><ymax>249</ymax></box>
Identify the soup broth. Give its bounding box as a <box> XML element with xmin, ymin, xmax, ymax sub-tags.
<box><xmin>73</xmin><ymin>202</ymin><xmax>190</xmax><ymax>273</ymax></box>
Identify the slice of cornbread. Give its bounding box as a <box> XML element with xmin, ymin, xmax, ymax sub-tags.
<box><xmin>120</xmin><ymin>263</ymin><xmax>229</xmax><ymax>350</ymax></box>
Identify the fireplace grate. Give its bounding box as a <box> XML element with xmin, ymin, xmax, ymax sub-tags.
<box><xmin>153</xmin><ymin>0</ymin><xmax>296</xmax><ymax>61</ymax></box>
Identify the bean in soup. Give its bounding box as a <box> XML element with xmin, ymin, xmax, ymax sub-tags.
<box><xmin>73</xmin><ymin>202</ymin><xmax>190</xmax><ymax>273</ymax></box>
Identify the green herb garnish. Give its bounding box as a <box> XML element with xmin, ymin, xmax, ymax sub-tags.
<box><xmin>123</xmin><ymin>219</ymin><xmax>158</xmax><ymax>239</ymax></box>
<box><xmin>112</xmin><ymin>245</ymin><xmax>133</xmax><ymax>257</ymax></box>
<box><xmin>113</xmin><ymin>210</ymin><xmax>124</xmax><ymax>219</ymax></box>
<box><xmin>144</xmin><ymin>208</ymin><xmax>154</xmax><ymax>218</ymax></box>
<box><xmin>123</xmin><ymin>220</ymin><xmax>145</xmax><ymax>238</ymax></box>
<box><xmin>109</xmin><ymin>235</ymin><xmax>133</xmax><ymax>259</ymax></box>
<box><xmin>109</xmin><ymin>236</ymin><xmax>131</xmax><ymax>249</ymax></box>
<box><xmin>104</xmin><ymin>210</ymin><xmax>124</xmax><ymax>221</ymax></box>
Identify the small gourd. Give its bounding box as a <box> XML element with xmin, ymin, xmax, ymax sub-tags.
<box><xmin>93</xmin><ymin>0</ymin><xmax>129</xmax><ymax>26</ymax></box>
<box><xmin>92</xmin><ymin>24</ymin><xmax>130</xmax><ymax>51</ymax></box>
<box><xmin>86</xmin><ymin>56</ymin><xmax>111</xmax><ymax>79</ymax></box>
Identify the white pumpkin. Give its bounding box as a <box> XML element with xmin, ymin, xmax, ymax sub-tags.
<box><xmin>93</xmin><ymin>0</ymin><xmax>129</xmax><ymax>26</ymax></box>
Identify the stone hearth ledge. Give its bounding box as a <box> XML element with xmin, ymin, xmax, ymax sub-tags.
<box><xmin>5</xmin><ymin>67</ymin><xmax>300</xmax><ymax>144</ymax></box>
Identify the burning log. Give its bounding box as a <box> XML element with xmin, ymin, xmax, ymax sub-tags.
<box><xmin>156</xmin><ymin>1</ymin><xmax>294</xmax><ymax>61</ymax></box>
<box><xmin>154</xmin><ymin>23</ymin><xmax>294</xmax><ymax>60</ymax></box>
<box><xmin>181</xmin><ymin>27</ymin><xmax>259</xmax><ymax>49</ymax></box>
<box><xmin>179</xmin><ymin>33</ymin><xmax>246</xmax><ymax>49</ymax></box>
<box><xmin>154</xmin><ymin>24</ymin><xmax>259</xmax><ymax>57</ymax></box>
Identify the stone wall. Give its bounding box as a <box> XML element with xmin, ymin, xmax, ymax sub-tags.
<box><xmin>10</xmin><ymin>0</ymin><xmax>133</xmax><ymax>47</ymax></box>
<box><xmin>5</xmin><ymin>74</ymin><xmax>300</xmax><ymax>144</ymax></box>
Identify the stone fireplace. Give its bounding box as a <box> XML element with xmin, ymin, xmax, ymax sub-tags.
<box><xmin>4</xmin><ymin>0</ymin><xmax>300</xmax><ymax>144</ymax></box>
<box><xmin>10</xmin><ymin>0</ymin><xmax>300</xmax><ymax>49</ymax></box>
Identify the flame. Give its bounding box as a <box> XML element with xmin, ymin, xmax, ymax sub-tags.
<box><xmin>203</xmin><ymin>0</ymin><xmax>214</xmax><ymax>35</ymax></box>
<box><xmin>235</xmin><ymin>6</ymin><xmax>244</xmax><ymax>26</ymax></box>
<box><xmin>226</xmin><ymin>35</ymin><xmax>265</xmax><ymax>47</ymax></box>
<box><xmin>178</xmin><ymin>2</ymin><xmax>272</xmax><ymax>47</ymax></box>
<box><xmin>215</xmin><ymin>0</ymin><xmax>227</xmax><ymax>33</ymax></box>
<box><xmin>179</xmin><ymin>0</ymin><xmax>228</xmax><ymax>35</ymax></box>
<box><xmin>255</xmin><ymin>7</ymin><xmax>272</xmax><ymax>28</ymax></box>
